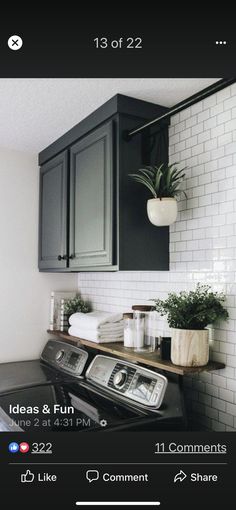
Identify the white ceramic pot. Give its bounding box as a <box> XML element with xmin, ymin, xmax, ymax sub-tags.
<box><xmin>171</xmin><ymin>328</ymin><xmax>209</xmax><ymax>367</ymax></box>
<box><xmin>147</xmin><ymin>198</ymin><xmax>178</xmax><ymax>226</ymax></box>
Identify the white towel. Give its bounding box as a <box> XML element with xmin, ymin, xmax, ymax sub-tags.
<box><xmin>69</xmin><ymin>318</ymin><xmax>123</xmax><ymax>335</ymax></box>
<box><xmin>71</xmin><ymin>327</ymin><xmax>123</xmax><ymax>339</ymax></box>
<box><xmin>69</xmin><ymin>311</ymin><xmax>123</xmax><ymax>329</ymax></box>
<box><xmin>68</xmin><ymin>326</ymin><xmax>124</xmax><ymax>344</ymax></box>
<box><xmin>97</xmin><ymin>320</ymin><xmax>124</xmax><ymax>333</ymax></box>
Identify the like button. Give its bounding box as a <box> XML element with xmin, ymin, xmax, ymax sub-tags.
<box><xmin>21</xmin><ymin>470</ymin><xmax>35</xmax><ymax>483</ymax></box>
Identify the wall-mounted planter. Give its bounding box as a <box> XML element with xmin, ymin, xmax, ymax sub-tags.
<box><xmin>147</xmin><ymin>198</ymin><xmax>178</xmax><ymax>226</ymax></box>
<box><xmin>170</xmin><ymin>328</ymin><xmax>209</xmax><ymax>367</ymax></box>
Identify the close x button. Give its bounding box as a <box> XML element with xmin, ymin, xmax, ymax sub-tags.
<box><xmin>8</xmin><ymin>35</ymin><xmax>23</xmax><ymax>51</ymax></box>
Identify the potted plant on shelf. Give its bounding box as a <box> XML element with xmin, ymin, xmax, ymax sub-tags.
<box><xmin>64</xmin><ymin>295</ymin><xmax>91</xmax><ymax>329</ymax></box>
<box><xmin>129</xmin><ymin>162</ymin><xmax>186</xmax><ymax>226</ymax></box>
<box><xmin>64</xmin><ymin>294</ymin><xmax>91</xmax><ymax>316</ymax></box>
<box><xmin>153</xmin><ymin>284</ymin><xmax>228</xmax><ymax>367</ymax></box>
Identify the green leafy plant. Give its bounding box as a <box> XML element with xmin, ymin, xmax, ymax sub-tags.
<box><xmin>64</xmin><ymin>294</ymin><xmax>91</xmax><ymax>317</ymax></box>
<box><xmin>153</xmin><ymin>284</ymin><xmax>228</xmax><ymax>330</ymax></box>
<box><xmin>129</xmin><ymin>162</ymin><xmax>187</xmax><ymax>199</ymax></box>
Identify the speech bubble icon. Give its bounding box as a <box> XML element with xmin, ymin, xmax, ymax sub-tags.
<box><xmin>86</xmin><ymin>470</ymin><xmax>99</xmax><ymax>483</ymax></box>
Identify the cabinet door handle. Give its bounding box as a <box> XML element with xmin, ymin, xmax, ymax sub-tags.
<box><xmin>57</xmin><ymin>255</ymin><xmax>67</xmax><ymax>261</ymax></box>
<box><xmin>69</xmin><ymin>254</ymin><xmax>74</xmax><ymax>260</ymax></box>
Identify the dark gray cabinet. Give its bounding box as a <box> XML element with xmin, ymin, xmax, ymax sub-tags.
<box><xmin>38</xmin><ymin>151</ymin><xmax>68</xmax><ymax>270</ymax></box>
<box><xmin>69</xmin><ymin>121</ymin><xmax>113</xmax><ymax>269</ymax></box>
<box><xmin>38</xmin><ymin>94</ymin><xmax>170</xmax><ymax>272</ymax></box>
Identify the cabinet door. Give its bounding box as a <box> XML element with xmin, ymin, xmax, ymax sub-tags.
<box><xmin>69</xmin><ymin>121</ymin><xmax>113</xmax><ymax>269</ymax></box>
<box><xmin>39</xmin><ymin>151</ymin><xmax>68</xmax><ymax>270</ymax></box>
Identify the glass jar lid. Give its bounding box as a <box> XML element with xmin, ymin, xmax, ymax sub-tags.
<box><xmin>132</xmin><ymin>305</ymin><xmax>154</xmax><ymax>311</ymax></box>
<box><xmin>123</xmin><ymin>312</ymin><xmax>134</xmax><ymax>319</ymax></box>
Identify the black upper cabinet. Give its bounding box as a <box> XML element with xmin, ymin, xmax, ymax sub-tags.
<box><xmin>38</xmin><ymin>94</ymin><xmax>169</xmax><ymax>272</ymax></box>
<box><xmin>69</xmin><ymin>121</ymin><xmax>114</xmax><ymax>269</ymax></box>
<box><xmin>38</xmin><ymin>151</ymin><xmax>68</xmax><ymax>270</ymax></box>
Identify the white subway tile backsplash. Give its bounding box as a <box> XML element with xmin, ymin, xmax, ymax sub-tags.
<box><xmin>211</xmin><ymin>146</ymin><xmax>225</xmax><ymax>160</ymax></box>
<box><xmin>78</xmin><ymin>86</ymin><xmax>236</xmax><ymax>431</ymax></box>
<box><xmin>226</xmin><ymin>403</ymin><xmax>236</xmax><ymax>416</ymax></box>
<box><xmin>203</xmin><ymin>94</ymin><xmax>216</xmax><ymax>109</ymax></box>
<box><xmin>198</xmin><ymin>172</ymin><xmax>211</xmax><ymax>185</ymax></box>
<box><xmin>170</xmin><ymin>113</ymin><xmax>180</xmax><ymax>125</ymax></box>
<box><xmin>212</xmin><ymin>214</ymin><xmax>226</xmax><ymax>227</ymax></box>
<box><xmin>217</xmin><ymin>110</ymin><xmax>232</xmax><ymax>125</ymax></box>
<box><xmin>169</xmin><ymin>133</ymin><xmax>179</xmax><ymax>146</ymax></box>
<box><xmin>212</xmin><ymin>397</ymin><xmax>226</xmax><ymax>411</ymax></box>
<box><xmin>180</xmin><ymin>108</ymin><xmax>191</xmax><ymax>121</ymax></box>
<box><xmin>192</xmin><ymin>144</ymin><xmax>204</xmax><ymax>156</ymax></box>
<box><xmin>219</xmin><ymin>201</ymin><xmax>234</xmax><ymax>214</ymax></box>
<box><xmin>218</xmin><ymin>132</ymin><xmax>233</xmax><ymax>147</ymax></box>
<box><xmin>224</xmin><ymin>95</ymin><xmax>236</xmax><ymax>111</ymax></box>
<box><xmin>219</xmin><ymin>411</ymin><xmax>234</xmax><ymax>426</ymax></box>
<box><xmin>186</xmin><ymin>115</ymin><xmax>197</xmax><ymax>128</ymax></box>
<box><xmin>211</xmin><ymin>124</ymin><xmax>225</xmax><ymax>138</ymax></box>
<box><xmin>175</xmin><ymin>120</ymin><xmax>186</xmax><ymax>133</ymax></box>
<box><xmin>219</xmin><ymin>388</ymin><xmax>234</xmax><ymax>403</ymax></box>
<box><xmin>212</xmin><ymin>191</ymin><xmax>226</xmax><ymax>204</ymax></box>
<box><xmin>217</xmin><ymin>87</ymin><xmax>230</xmax><ymax>103</ymax></box>
<box><xmin>210</xmin><ymin>103</ymin><xmax>224</xmax><ymax>116</ymax></box>
<box><xmin>198</xmin><ymin>152</ymin><xmax>211</xmax><ymax>164</ymax></box>
<box><xmin>198</xmin><ymin>109</ymin><xmax>210</xmax><ymax>123</ymax></box>
<box><xmin>205</xmin><ymin>405</ymin><xmax>218</xmax><ymax>420</ymax></box>
<box><xmin>180</xmin><ymin>148</ymin><xmax>192</xmax><ymax>160</ymax></box>
<box><xmin>211</xmin><ymin>169</ymin><xmax>225</xmax><ymax>182</ymax></box>
<box><xmin>192</xmin><ymin>185</ymin><xmax>205</xmax><ymax>197</ymax></box>
<box><xmin>204</xmin><ymin>138</ymin><xmax>217</xmax><ymax>152</ymax></box>
<box><xmin>218</xmin><ymin>155</ymin><xmax>233</xmax><ymax>169</ymax></box>
<box><xmin>205</xmin><ymin>383</ymin><xmax>219</xmax><ymax>398</ymax></box>
<box><xmin>224</xmin><ymin>119</ymin><xmax>236</xmax><ymax>133</ymax></box>
<box><xmin>180</xmin><ymin>128</ymin><xmax>191</xmax><ymax>140</ymax></box>
<box><xmin>175</xmin><ymin>140</ymin><xmax>185</xmax><ymax>152</ymax></box>
<box><xmin>205</xmin><ymin>182</ymin><xmax>218</xmax><ymax>194</ymax></box>
<box><xmin>204</xmin><ymin>117</ymin><xmax>217</xmax><ymax>130</ymax></box>
<box><xmin>191</xmin><ymin>102</ymin><xmax>203</xmax><ymax>115</ymax></box>
<box><xmin>225</xmin><ymin>142</ymin><xmax>236</xmax><ymax>156</ymax></box>
<box><xmin>227</xmin><ymin>378</ymin><xmax>236</xmax><ymax>392</ymax></box>
<box><xmin>192</xmin><ymin>122</ymin><xmax>204</xmax><ymax>136</ymax></box>
<box><xmin>211</xmin><ymin>420</ymin><xmax>226</xmax><ymax>431</ymax></box>
<box><xmin>186</xmin><ymin>135</ymin><xmax>198</xmax><ymax>148</ymax></box>
<box><xmin>199</xmin><ymin>195</ymin><xmax>211</xmax><ymax>207</ymax></box>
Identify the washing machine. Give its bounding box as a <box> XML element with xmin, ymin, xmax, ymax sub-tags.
<box><xmin>0</xmin><ymin>339</ymin><xmax>186</xmax><ymax>432</ymax></box>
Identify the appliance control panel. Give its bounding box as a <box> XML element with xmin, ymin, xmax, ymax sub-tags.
<box><xmin>41</xmin><ymin>339</ymin><xmax>88</xmax><ymax>376</ymax></box>
<box><xmin>86</xmin><ymin>356</ymin><xmax>167</xmax><ymax>409</ymax></box>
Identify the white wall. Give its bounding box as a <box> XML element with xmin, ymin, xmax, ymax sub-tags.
<box><xmin>0</xmin><ymin>148</ymin><xmax>77</xmax><ymax>362</ymax></box>
<box><xmin>78</xmin><ymin>83</ymin><xmax>236</xmax><ymax>431</ymax></box>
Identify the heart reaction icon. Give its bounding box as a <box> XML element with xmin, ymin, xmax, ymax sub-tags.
<box><xmin>19</xmin><ymin>442</ymin><xmax>30</xmax><ymax>453</ymax></box>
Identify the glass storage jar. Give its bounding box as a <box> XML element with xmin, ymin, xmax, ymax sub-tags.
<box><xmin>123</xmin><ymin>312</ymin><xmax>134</xmax><ymax>348</ymax></box>
<box><xmin>132</xmin><ymin>305</ymin><xmax>157</xmax><ymax>353</ymax></box>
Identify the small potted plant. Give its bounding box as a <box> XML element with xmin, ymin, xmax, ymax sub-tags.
<box><xmin>64</xmin><ymin>294</ymin><xmax>91</xmax><ymax>328</ymax></box>
<box><xmin>129</xmin><ymin>162</ymin><xmax>186</xmax><ymax>226</ymax></box>
<box><xmin>153</xmin><ymin>284</ymin><xmax>228</xmax><ymax>367</ymax></box>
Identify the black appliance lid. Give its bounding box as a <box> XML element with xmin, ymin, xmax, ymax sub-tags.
<box><xmin>0</xmin><ymin>360</ymin><xmax>75</xmax><ymax>395</ymax></box>
<box><xmin>0</xmin><ymin>380</ymin><xmax>144</xmax><ymax>432</ymax></box>
<box><xmin>0</xmin><ymin>377</ymin><xmax>184</xmax><ymax>432</ymax></box>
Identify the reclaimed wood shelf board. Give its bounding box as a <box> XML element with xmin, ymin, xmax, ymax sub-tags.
<box><xmin>47</xmin><ymin>330</ymin><xmax>225</xmax><ymax>376</ymax></box>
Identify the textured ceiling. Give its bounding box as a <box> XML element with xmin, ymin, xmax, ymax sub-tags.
<box><xmin>0</xmin><ymin>78</ymin><xmax>218</xmax><ymax>153</ymax></box>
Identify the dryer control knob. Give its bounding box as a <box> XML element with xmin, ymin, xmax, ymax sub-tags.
<box><xmin>55</xmin><ymin>349</ymin><xmax>65</xmax><ymax>363</ymax></box>
<box><xmin>113</xmin><ymin>369</ymin><xmax>128</xmax><ymax>388</ymax></box>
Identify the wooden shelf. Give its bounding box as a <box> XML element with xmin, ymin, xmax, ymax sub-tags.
<box><xmin>47</xmin><ymin>330</ymin><xmax>225</xmax><ymax>376</ymax></box>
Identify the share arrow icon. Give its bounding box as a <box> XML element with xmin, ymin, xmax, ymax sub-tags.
<box><xmin>174</xmin><ymin>470</ymin><xmax>187</xmax><ymax>483</ymax></box>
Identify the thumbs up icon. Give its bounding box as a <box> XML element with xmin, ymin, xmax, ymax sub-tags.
<box><xmin>21</xmin><ymin>470</ymin><xmax>35</xmax><ymax>483</ymax></box>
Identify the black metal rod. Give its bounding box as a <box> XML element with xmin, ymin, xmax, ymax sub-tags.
<box><xmin>127</xmin><ymin>78</ymin><xmax>236</xmax><ymax>138</ymax></box>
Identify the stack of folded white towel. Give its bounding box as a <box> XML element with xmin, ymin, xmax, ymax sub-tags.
<box><xmin>68</xmin><ymin>311</ymin><xmax>124</xmax><ymax>343</ymax></box>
